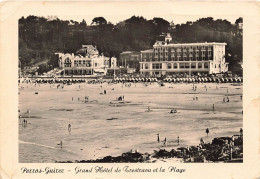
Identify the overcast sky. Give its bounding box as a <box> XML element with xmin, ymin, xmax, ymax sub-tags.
<box><xmin>16</xmin><ymin>1</ymin><xmax>243</xmax><ymax>25</ymax></box>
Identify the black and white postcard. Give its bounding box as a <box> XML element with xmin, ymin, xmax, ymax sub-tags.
<box><xmin>0</xmin><ymin>1</ymin><xmax>259</xmax><ymax>179</ymax></box>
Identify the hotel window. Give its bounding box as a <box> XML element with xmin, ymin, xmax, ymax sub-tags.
<box><xmin>79</xmin><ymin>61</ymin><xmax>81</xmax><ymax>64</ymax></box>
<box><xmin>185</xmin><ymin>63</ymin><xmax>190</xmax><ymax>68</ymax></box>
<box><xmin>196</xmin><ymin>51</ymin><xmax>199</xmax><ymax>54</ymax></box>
<box><xmin>179</xmin><ymin>63</ymin><xmax>185</xmax><ymax>68</ymax></box>
<box><xmin>204</xmin><ymin>63</ymin><xmax>209</xmax><ymax>68</ymax></box>
<box><xmin>196</xmin><ymin>57</ymin><xmax>199</xmax><ymax>60</ymax></box>
<box><xmin>202</xmin><ymin>51</ymin><xmax>205</xmax><ymax>55</ymax></box>
<box><xmin>165</xmin><ymin>57</ymin><xmax>168</xmax><ymax>61</ymax></box>
<box><xmin>208</xmin><ymin>51</ymin><xmax>212</xmax><ymax>55</ymax></box>
<box><xmin>202</xmin><ymin>57</ymin><xmax>205</xmax><ymax>60</ymax></box>
<box><xmin>152</xmin><ymin>63</ymin><xmax>162</xmax><ymax>69</ymax></box>
<box><xmin>167</xmin><ymin>63</ymin><xmax>172</xmax><ymax>69</ymax></box>
<box><xmin>165</xmin><ymin>52</ymin><xmax>168</xmax><ymax>56</ymax></box>
<box><xmin>190</xmin><ymin>52</ymin><xmax>193</xmax><ymax>55</ymax></box>
<box><xmin>171</xmin><ymin>57</ymin><xmax>175</xmax><ymax>61</ymax></box>
<box><xmin>145</xmin><ymin>63</ymin><xmax>149</xmax><ymax>69</ymax></box>
<box><xmin>191</xmin><ymin>63</ymin><xmax>196</xmax><ymax>68</ymax></box>
<box><xmin>198</xmin><ymin>62</ymin><xmax>202</xmax><ymax>68</ymax></box>
<box><xmin>183</xmin><ymin>57</ymin><xmax>187</xmax><ymax>61</ymax></box>
<box><xmin>65</xmin><ymin>57</ymin><xmax>70</xmax><ymax>63</ymax></box>
<box><xmin>178</xmin><ymin>57</ymin><xmax>181</xmax><ymax>61</ymax></box>
<box><xmin>189</xmin><ymin>57</ymin><xmax>193</xmax><ymax>60</ymax></box>
<box><xmin>161</xmin><ymin>53</ymin><xmax>163</xmax><ymax>56</ymax></box>
<box><xmin>173</xmin><ymin>63</ymin><xmax>178</xmax><ymax>69</ymax></box>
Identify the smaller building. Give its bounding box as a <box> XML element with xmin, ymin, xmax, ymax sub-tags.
<box><xmin>119</xmin><ymin>51</ymin><xmax>141</xmax><ymax>73</ymax></box>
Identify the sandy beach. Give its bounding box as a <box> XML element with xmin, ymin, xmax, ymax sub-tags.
<box><xmin>19</xmin><ymin>81</ymin><xmax>242</xmax><ymax>163</ymax></box>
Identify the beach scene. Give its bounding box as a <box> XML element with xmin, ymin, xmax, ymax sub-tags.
<box><xmin>18</xmin><ymin>14</ymin><xmax>243</xmax><ymax>163</ymax></box>
<box><xmin>19</xmin><ymin>81</ymin><xmax>243</xmax><ymax>163</ymax></box>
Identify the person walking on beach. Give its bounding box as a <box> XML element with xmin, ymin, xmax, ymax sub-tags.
<box><xmin>157</xmin><ymin>134</ymin><xmax>160</xmax><ymax>143</ymax></box>
<box><xmin>206</xmin><ymin>128</ymin><xmax>209</xmax><ymax>136</ymax></box>
<box><xmin>212</xmin><ymin>104</ymin><xmax>215</xmax><ymax>111</ymax></box>
<box><xmin>177</xmin><ymin>136</ymin><xmax>180</xmax><ymax>145</ymax></box>
<box><xmin>72</xmin><ymin>97</ymin><xmax>73</xmax><ymax>101</ymax></box>
<box><xmin>60</xmin><ymin>141</ymin><xmax>63</xmax><ymax>149</ymax></box>
<box><xmin>163</xmin><ymin>137</ymin><xmax>167</xmax><ymax>147</ymax></box>
<box><xmin>104</xmin><ymin>90</ymin><xmax>106</xmax><ymax>95</ymax></box>
<box><xmin>27</xmin><ymin>109</ymin><xmax>30</xmax><ymax>118</ymax></box>
<box><xmin>148</xmin><ymin>106</ymin><xmax>150</xmax><ymax>112</ymax></box>
<box><xmin>68</xmin><ymin>124</ymin><xmax>71</xmax><ymax>133</ymax></box>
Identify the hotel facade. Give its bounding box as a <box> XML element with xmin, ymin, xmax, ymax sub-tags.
<box><xmin>57</xmin><ymin>45</ymin><xmax>117</xmax><ymax>76</ymax></box>
<box><xmin>140</xmin><ymin>38</ymin><xmax>228</xmax><ymax>77</ymax></box>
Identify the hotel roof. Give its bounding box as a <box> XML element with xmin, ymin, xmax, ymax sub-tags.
<box><xmin>140</xmin><ymin>49</ymin><xmax>154</xmax><ymax>53</ymax></box>
<box><xmin>153</xmin><ymin>41</ymin><xmax>227</xmax><ymax>47</ymax></box>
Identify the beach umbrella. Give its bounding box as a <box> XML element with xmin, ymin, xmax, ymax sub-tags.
<box><xmin>225</xmin><ymin>78</ymin><xmax>229</xmax><ymax>83</ymax></box>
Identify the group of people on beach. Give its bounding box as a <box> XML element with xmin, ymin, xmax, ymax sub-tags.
<box><xmin>19</xmin><ymin>109</ymin><xmax>30</xmax><ymax>127</ymax></box>
<box><xmin>157</xmin><ymin>134</ymin><xmax>180</xmax><ymax>147</ymax></box>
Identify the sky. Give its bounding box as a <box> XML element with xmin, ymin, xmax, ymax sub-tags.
<box><xmin>14</xmin><ymin>1</ymin><xmax>243</xmax><ymax>25</ymax></box>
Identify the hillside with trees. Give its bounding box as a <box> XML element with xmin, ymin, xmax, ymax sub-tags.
<box><xmin>19</xmin><ymin>16</ymin><xmax>243</xmax><ymax>75</ymax></box>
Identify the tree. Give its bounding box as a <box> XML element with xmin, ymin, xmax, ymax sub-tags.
<box><xmin>91</xmin><ymin>17</ymin><xmax>107</xmax><ymax>25</ymax></box>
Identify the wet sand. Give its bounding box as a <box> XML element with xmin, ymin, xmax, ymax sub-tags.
<box><xmin>19</xmin><ymin>82</ymin><xmax>242</xmax><ymax>163</ymax></box>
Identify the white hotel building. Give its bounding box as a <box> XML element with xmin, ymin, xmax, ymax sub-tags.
<box><xmin>140</xmin><ymin>37</ymin><xmax>228</xmax><ymax>77</ymax></box>
<box><xmin>57</xmin><ymin>45</ymin><xmax>117</xmax><ymax>76</ymax></box>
